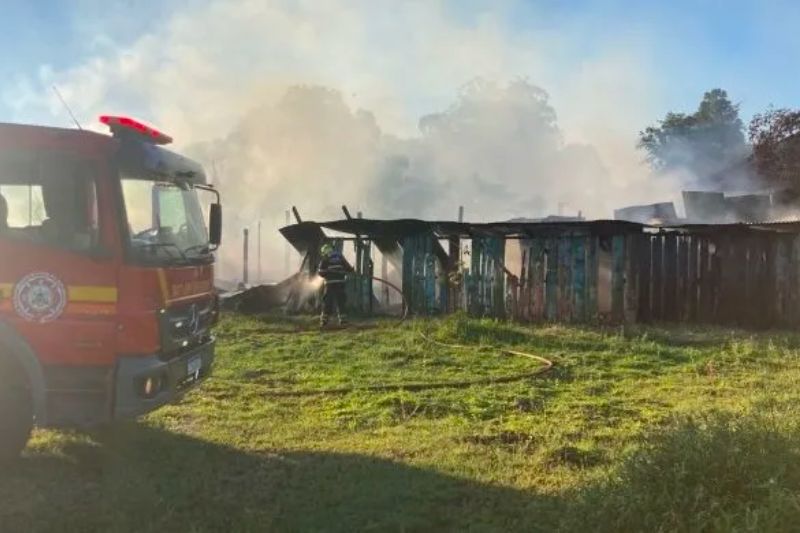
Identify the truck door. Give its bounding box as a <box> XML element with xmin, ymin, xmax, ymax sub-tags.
<box><xmin>0</xmin><ymin>151</ymin><xmax>119</xmax><ymax>424</ymax></box>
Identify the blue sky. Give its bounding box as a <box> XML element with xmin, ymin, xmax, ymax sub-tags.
<box><xmin>0</xmin><ymin>0</ymin><xmax>797</xmax><ymax>133</ymax></box>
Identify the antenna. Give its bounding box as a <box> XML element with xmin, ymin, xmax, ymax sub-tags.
<box><xmin>51</xmin><ymin>85</ymin><xmax>82</xmax><ymax>130</ymax></box>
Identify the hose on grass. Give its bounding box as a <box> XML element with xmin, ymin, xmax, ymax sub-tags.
<box><xmin>218</xmin><ymin>326</ymin><xmax>553</xmax><ymax>398</ymax></box>
<box><xmin>255</xmin><ymin>341</ymin><xmax>553</xmax><ymax>397</ymax></box>
<box><xmin>215</xmin><ymin>275</ymin><xmax>553</xmax><ymax>397</ymax></box>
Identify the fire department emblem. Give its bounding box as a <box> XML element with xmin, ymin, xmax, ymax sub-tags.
<box><xmin>13</xmin><ymin>272</ymin><xmax>68</xmax><ymax>323</ymax></box>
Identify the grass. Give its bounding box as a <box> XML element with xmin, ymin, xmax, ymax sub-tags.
<box><xmin>5</xmin><ymin>312</ymin><xmax>800</xmax><ymax>531</ymax></box>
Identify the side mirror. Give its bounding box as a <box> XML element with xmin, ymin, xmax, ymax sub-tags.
<box><xmin>209</xmin><ymin>203</ymin><xmax>222</xmax><ymax>246</ymax></box>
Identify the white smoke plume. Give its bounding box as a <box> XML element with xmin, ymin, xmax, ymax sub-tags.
<box><xmin>3</xmin><ymin>0</ymin><xmax>680</xmax><ymax>282</ymax></box>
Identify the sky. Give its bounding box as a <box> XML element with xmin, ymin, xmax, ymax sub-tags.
<box><xmin>1</xmin><ymin>0</ymin><xmax>797</xmax><ymax>132</ymax></box>
<box><xmin>0</xmin><ymin>0</ymin><xmax>794</xmax><ymax>131</ymax></box>
<box><xmin>2</xmin><ymin>0</ymin><xmax>799</xmax><ymax>280</ymax></box>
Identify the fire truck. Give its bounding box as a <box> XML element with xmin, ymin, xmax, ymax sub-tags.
<box><xmin>0</xmin><ymin>116</ymin><xmax>222</xmax><ymax>458</ymax></box>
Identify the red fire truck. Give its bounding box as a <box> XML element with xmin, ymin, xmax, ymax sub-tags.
<box><xmin>0</xmin><ymin>116</ymin><xmax>222</xmax><ymax>458</ymax></box>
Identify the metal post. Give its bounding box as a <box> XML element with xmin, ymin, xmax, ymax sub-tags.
<box><xmin>243</xmin><ymin>228</ymin><xmax>249</xmax><ymax>286</ymax></box>
<box><xmin>257</xmin><ymin>220</ymin><xmax>262</xmax><ymax>284</ymax></box>
<box><xmin>285</xmin><ymin>210</ymin><xmax>291</xmax><ymax>277</ymax></box>
<box><xmin>458</xmin><ymin>205</ymin><xmax>464</xmax><ymax>269</ymax></box>
<box><xmin>381</xmin><ymin>253</ymin><xmax>389</xmax><ymax>307</ymax></box>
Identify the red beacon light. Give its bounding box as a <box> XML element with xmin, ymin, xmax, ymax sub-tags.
<box><xmin>99</xmin><ymin>115</ymin><xmax>173</xmax><ymax>145</ymax></box>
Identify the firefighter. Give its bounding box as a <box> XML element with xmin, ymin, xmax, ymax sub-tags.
<box><xmin>318</xmin><ymin>243</ymin><xmax>353</xmax><ymax>326</ymax></box>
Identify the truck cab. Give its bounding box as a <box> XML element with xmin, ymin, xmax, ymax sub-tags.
<box><xmin>0</xmin><ymin>116</ymin><xmax>222</xmax><ymax>458</ymax></box>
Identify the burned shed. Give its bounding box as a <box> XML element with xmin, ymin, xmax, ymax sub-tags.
<box><xmin>279</xmin><ymin>217</ymin><xmax>800</xmax><ymax>328</ymax></box>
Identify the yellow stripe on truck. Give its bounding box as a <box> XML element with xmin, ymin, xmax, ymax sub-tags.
<box><xmin>68</xmin><ymin>286</ymin><xmax>118</xmax><ymax>303</ymax></box>
<box><xmin>157</xmin><ymin>269</ymin><xmax>169</xmax><ymax>305</ymax></box>
<box><xmin>0</xmin><ymin>283</ymin><xmax>118</xmax><ymax>304</ymax></box>
<box><xmin>0</xmin><ymin>283</ymin><xmax>12</xmax><ymax>299</ymax></box>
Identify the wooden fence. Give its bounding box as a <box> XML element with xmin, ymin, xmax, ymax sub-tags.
<box><xmin>281</xmin><ymin>219</ymin><xmax>800</xmax><ymax>328</ymax></box>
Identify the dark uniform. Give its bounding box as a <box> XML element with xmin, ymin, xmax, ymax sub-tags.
<box><xmin>318</xmin><ymin>250</ymin><xmax>353</xmax><ymax>325</ymax></box>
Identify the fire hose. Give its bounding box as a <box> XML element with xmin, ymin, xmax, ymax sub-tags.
<box><xmin>219</xmin><ymin>275</ymin><xmax>554</xmax><ymax>397</ymax></box>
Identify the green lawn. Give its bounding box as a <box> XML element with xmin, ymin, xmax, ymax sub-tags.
<box><xmin>5</xmin><ymin>313</ymin><xmax>800</xmax><ymax>532</ymax></box>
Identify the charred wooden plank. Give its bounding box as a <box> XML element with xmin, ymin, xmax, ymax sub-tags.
<box><xmin>572</xmin><ymin>236</ymin><xmax>587</xmax><ymax>321</ymax></box>
<box><xmin>545</xmin><ymin>238</ymin><xmax>558</xmax><ymax>320</ymax></box>
<box><xmin>677</xmin><ymin>236</ymin><xmax>689</xmax><ymax>321</ymax></box>
<box><xmin>558</xmin><ymin>236</ymin><xmax>573</xmax><ymax>321</ymax></box>
<box><xmin>651</xmin><ymin>234</ymin><xmax>663</xmax><ymax>321</ymax></box>
<box><xmin>663</xmin><ymin>233</ymin><xmax>678</xmax><ymax>321</ymax></box>
<box><xmin>638</xmin><ymin>235</ymin><xmax>652</xmax><ymax>322</ymax></box>
<box><xmin>760</xmin><ymin>235</ymin><xmax>777</xmax><ymax>326</ymax></box>
<box><xmin>732</xmin><ymin>236</ymin><xmax>748</xmax><ymax>325</ymax></box>
<box><xmin>587</xmin><ymin>235</ymin><xmax>599</xmax><ymax>322</ymax></box>
<box><xmin>402</xmin><ymin>236</ymin><xmax>414</xmax><ymax>313</ymax></box>
<box><xmin>687</xmin><ymin>236</ymin><xmax>698</xmax><ymax>321</ymax></box>
<box><xmin>493</xmin><ymin>238</ymin><xmax>507</xmax><ymax>318</ymax></box>
<box><xmin>532</xmin><ymin>238</ymin><xmax>546</xmax><ymax>321</ymax></box>
<box><xmin>624</xmin><ymin>234</ymin><xmax>639</xmax><ymax>323</ymax></box>
<box><xmin>611</xmin><ymin>235</ymin><xmax>626</xmax><ymax>322</ymax></box>
<box><xmin>792</xmin><ymin>236</ymin><xmax>800</xmax><ymax>325</ymax></box>
<box><xmin>698</xmin><ymin>237</ymin><xmax>710</xmax><ymax>322</ymax></box>
<box><xmin>424</xmin><ymin>238</ymin><xmax>437</xmax><ymax>314</ymax></box>
<box><xmin>775</xmin><ymin>235</ymin><xmax>791</xmax><ymax>325</ymax></box>
<box><xmin>708</xmin><ymin>236</ymin><xmax>726</xmax><ymax>323</ymax></box>
<box><xmin>519</xmin><ymin>247</ymin><xmax>529</xmax><ymax>321</ymax></box>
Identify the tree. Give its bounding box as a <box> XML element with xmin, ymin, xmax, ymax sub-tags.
<box><xmin>413</xmin><ymin>78</ymin><xmax>609</xmax><ymax>218</ymax></box>
<box><xmin>638</xmin><ymin>89</ymin><xmax>747</xmax><ymax>186</ymax></box>
<box><xmin>748</xmin><ymin>107</ymin><xmax>800</xmax><ymax>189</ymax></box>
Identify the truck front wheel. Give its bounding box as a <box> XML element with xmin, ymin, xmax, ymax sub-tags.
<box><xmin>0</xmin><ymin>360</ymin><xmax>33</xmax><ymax>461</ymax></box>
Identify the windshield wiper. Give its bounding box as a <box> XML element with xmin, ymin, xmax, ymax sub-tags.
<box><xmin>135</xmin><ymin>242</ymin><xmax>190</xmax><ymax>264</ymax></box>
<box><xmin>183</xmin><ymin>243</ymin><xmax>212</xmax><ymax>257</ymax></box>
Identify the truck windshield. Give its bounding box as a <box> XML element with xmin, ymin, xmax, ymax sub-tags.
<box><xmin>121</xmin><ymin>176</ymin><xmax>210</xmax><ymax>264</ymax></box>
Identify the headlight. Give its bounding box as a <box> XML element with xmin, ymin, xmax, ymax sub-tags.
<box><xmin>138</xmin><ymin>374</ymin><xmax>165</xmax><ymax>398</ymax></box>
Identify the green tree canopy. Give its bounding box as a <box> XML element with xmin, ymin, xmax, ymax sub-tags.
<box><xmin>749</xmin><ymin>107</ymin><xmax>800</xmax><ymax>189</ymax></box>
<box><xmin>638</xmin><ymin>89</ymin><xmax>747</xmax><ymax>185</ymax></box>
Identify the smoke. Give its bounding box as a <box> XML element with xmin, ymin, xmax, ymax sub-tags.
<box><xmin>4</xmin><ymin>0</ymin><xmax>682</xmax><ymax>282</ymax></box>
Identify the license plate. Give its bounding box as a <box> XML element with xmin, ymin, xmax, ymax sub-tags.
<box><xmin>187</xmin><ymin>356</ymin><xmax>202</xmax><ymax>377</ymax></box>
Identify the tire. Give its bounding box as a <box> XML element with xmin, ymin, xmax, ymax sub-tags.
<box><xmin>0</xmin><ymin>363</ymin><xmax>33</xmax><ymax>461</ymax></box>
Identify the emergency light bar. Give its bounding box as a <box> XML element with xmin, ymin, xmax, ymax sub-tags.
<box><xmin>99</xmin><ymin>115</ymin><xmax>173</xmax><ymax>145</ymax></box>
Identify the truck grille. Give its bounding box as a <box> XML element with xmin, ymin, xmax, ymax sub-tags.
<box><xmin>158</xmin><ymin>297</ymin><xmax>217</xmax><ymax>360</ymax></box>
